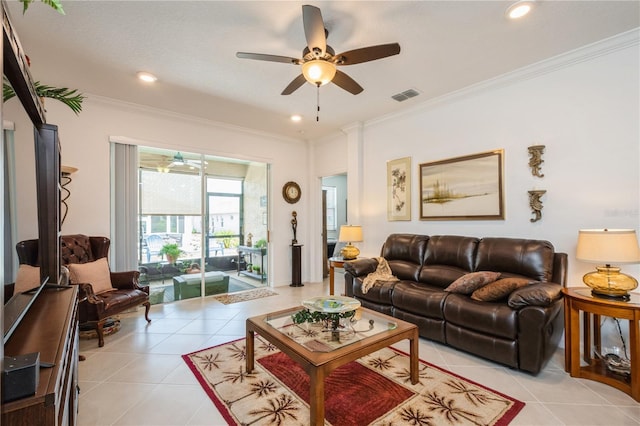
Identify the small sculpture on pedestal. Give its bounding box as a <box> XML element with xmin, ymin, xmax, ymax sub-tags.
<box><xmin>246</xmin><ymin>233</ymin><xmax>253</xmax><ymax>247</ymax></box>
<box><xmin>291</xmin><ymin>211</ymin><xmax>298</xmax><ymax>244</ymax></box>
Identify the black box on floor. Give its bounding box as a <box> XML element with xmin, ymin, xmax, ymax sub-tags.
<box><xmin>2</xmin><ymin>352</ymin><xmax>40</xmax><ymax>402</ymax></box>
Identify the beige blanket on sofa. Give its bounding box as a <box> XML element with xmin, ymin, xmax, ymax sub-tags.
<box><xmin>362</xmin><ymin>257</ymin><xmax>399</xmax><ymax>294</ymax></box>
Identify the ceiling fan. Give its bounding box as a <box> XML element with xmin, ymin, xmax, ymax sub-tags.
<box><xmin>236</xmin><ymin>4</ymin><xmax>401</xmax><ymax>95</ymax></box>
<box><xmin>168</xmin><ymin>152</ymin><xmax>203</xmax><ymax>169</ymax></box>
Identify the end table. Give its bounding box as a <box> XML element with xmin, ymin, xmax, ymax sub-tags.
<box><xmin>562</xmin><ymin>287</ymin><xmax>639</xmax><ymax>401</ymax></box>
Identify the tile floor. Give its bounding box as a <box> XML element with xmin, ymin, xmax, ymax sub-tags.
<box><xmin>78</xmin><ymin>279</ymin><xmax>640</xmax><ymax>425</ymax></box>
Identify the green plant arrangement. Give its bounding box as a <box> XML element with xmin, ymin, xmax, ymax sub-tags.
<box><xmin>158</xmin><ymin>243</ymin><xmax>184</xmax><ymax>264</ymax></box>
<box><xmin>3</xmin><ymin>78</ymin><xmax>85</xmax><ymax>114</ymax></box>
<box><xmin>291</xmin><ymin>309</ymin><xmax>356</xmax><ymax>332</ymax></box>
<box><xmin>254</xmin><ymin>239</ymin><xmax>267</xmax><ymax>249</ymax></box>
<box><xmin>20</xmin><ymin>0</ymin><xmax>65</xmax><ymax>15</ymax></box>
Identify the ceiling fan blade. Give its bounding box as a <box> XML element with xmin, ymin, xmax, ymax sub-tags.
<box><xmin>332</xmin><ymin>70</ymin><xmax>364</xmax><ymax>95</ymax></box>
<box><xmin>281</xmin><ymin>74</ymin><xmax>307</xmax><ymax>95</ymax></box>
<box><xmin>335</xmin><ymin>43</ymin><xmax>401</xmax><ymax>65</ymax></box>
<box><xmin>302</xmin><ymin>5</ymin><xmax>326</xmax><ymax>56</ymax></box>
<box><xmin>236</xmin><ymin>52</ymin><xmax>301</xmax><ymax>65</ymax></box>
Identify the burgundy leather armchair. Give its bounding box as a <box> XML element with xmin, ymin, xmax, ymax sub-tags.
<box><xmin>16</xmin><ymin>234</ymin><xmax>151</xmax><ymax>347</ymax></box>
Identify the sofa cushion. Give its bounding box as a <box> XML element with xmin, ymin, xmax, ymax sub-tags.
<box><xmin>391</xmin><ymin>281</ymin><xmax>448</xmax><ymax>320</ymax></box>
<box><xmin>68</xmin><ymin>258</ymin><xmax>114</xmax><ymax>294</ymax></box>
<box><xmin>352</xmin><ymin>277</ymin><xmax>397</xmax><ymax>305</ymax></box>
<box><xmin>381</xmin><ymin>234</ymin><xmax>429</xmax><ymax>281</ymax></box>
<box><xmin>14</xmin><ymin>264</ymin><xmax>41</xmax><ymax>293</ymax></box>
<box><xmin>443</xmin><ymin>293</ymin><xmax>518</xmax><ymax>339</ymax></box>
<box><xmin>444</xmin><ymin>271</ymin><xmax>501</xmax><ymax>295</ymax></box>
<box><xmin>507</xmin><ymin>282</ymin><xmax>562</xmax><ymax>308</ymax></box>
<box><xmin>423</xmin><ymin>235</ymin><xmax>479</xmax><ymax>272</ymax></box>
<box><xmin>470</xmin><ymin>277</ymin><xmax>533</xmax><ymax>302</ymax></box>
<box><xmin>475</xmin><ymin>238</ymin><xmax>555</xmax><ymax>282</ymax></box>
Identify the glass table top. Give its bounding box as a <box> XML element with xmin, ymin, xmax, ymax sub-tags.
<box><xmin>264</xmin><ymin>307</ymin><xmax>398</xmax><ymax>353</ymax></box>
<box><xmin>571</xmin><ymin>288</ymin><xmax>640</xmax><ymax>306</ymax></box>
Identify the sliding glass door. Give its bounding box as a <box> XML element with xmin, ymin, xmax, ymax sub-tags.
<box><xmin>137</xmin><ymin>147</ymin><xmax>268</xmax><ymax>304</ymax></box>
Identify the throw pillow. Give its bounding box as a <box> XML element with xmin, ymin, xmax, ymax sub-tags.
<box><xmin>471</xmin><ymin>277</ymin><xmax>533</xmax><ymax>302</ymax></box>
<box><xmin>14</xmin><ymin>264</ymin><xmax>41</xmax><ymax>293</ymax></box>
<box><xmin>68</xmin><ymin>257</ymin><xmax>114</xmax><ymax>294</ymax></box>
<box><xmin>508</xmin><ymin>282</ymin><xmax>562</xmax><ymax>308</ymax></box>
<box><xmin>444</xmin><ymin>271</ymin><xmax>501</xmax><ymax>295</ymax></box>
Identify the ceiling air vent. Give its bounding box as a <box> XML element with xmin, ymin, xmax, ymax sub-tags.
<box><xmin>391</xmin><ymin>89</ymin><xmax>420</xmax><ymax>102</ymax></box>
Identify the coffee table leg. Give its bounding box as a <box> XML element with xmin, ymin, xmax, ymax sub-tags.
<box><xmin>309</xmin><ymin>368</ymin><xmax>325</xmax><ymax>426</ymax></box>
<box><xmin>410</xmin><ymin>330</ymin><xmax>419</xmax><ymax>384</ymax></box>
<box><xmin>246</xmin><ymin>326</ymin><xmax>255</xmax><ymax>373</ymax></box>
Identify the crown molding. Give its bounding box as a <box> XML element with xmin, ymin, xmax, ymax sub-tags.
<box><xmin>367</xmin><ymin>28</ymin><xmax>640</xmax><ymax>129</ymax></box>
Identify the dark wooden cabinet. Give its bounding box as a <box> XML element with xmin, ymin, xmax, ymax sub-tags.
<box><xmin>2</xmin><ymin>287</ymin><xmax>79</xmax><ymax>425</ymax></box>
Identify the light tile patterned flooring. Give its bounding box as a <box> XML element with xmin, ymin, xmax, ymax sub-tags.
<box><xmin>78</xmin><ymin>278</ymin><xmax>640</xmax><ymax>425</ymax></box>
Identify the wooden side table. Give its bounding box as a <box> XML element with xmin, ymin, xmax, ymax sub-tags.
<box><xmin>328</xmin><ymin>256</ymin><xmax>347</xmax><ymax>296</ymax></box>
<box><xmin>562</xmin><ymin>287</ymin><xmax>640</xmax><ymax>401</ymax></box>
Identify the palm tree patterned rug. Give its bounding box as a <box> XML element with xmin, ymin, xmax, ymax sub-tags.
<box><xmin>183</xmin><ymin>336</ymin><xmax>524</xmax><ymax>425</ymax></box>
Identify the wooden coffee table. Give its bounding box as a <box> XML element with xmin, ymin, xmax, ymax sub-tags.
<box><xmin>246</xmin><ymin>306</ymin><xmax>419</xmax><ymax>426</ymax></box>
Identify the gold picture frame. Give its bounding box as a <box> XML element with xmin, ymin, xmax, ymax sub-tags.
<box><xmin>387</xmin><ymin>157</ymin><xmax>411</xmax><ymax>221</ymax></box>
<box><xmin>419</xmin><ymin>150</ymin><xmax>504</xmax><ymax>220</ymax></box>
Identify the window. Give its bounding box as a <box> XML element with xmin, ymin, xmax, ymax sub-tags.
<box><xmin>323</xmin><ymin>186</ymin><xmax>337</xmax><ymax>231</ymax></box>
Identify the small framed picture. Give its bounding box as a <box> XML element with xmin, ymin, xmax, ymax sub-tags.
<box><xmin>387</xmin><ymin>157</ymin><xmax>411</xmax><ymax>221</ymax></box>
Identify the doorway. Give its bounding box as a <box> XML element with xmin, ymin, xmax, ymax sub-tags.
<box><xmin>321</xmin><ymin>174</ymin><xmax>347</xmax><ymax>277</ymax></box>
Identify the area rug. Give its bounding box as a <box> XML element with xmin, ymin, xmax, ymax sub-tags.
<box><xmin>212</xmin><ymin>288</ymin><xmax>278</xmax><ymax>305</ymax></box>
<box><xmin>183</xmin><ymin>336</ymin><xmax>524</xmax><ymax>425</ymax></box>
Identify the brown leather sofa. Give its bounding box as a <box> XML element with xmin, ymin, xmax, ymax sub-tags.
<box><xmin>344</xmin><ymin>234</ymin><xmax>567</xmax><ymax>374</ymax></box>
<box><xmin>16</xmin><ymin>235</ymin><xmax>151</xmax><ymax>347</ymax></box>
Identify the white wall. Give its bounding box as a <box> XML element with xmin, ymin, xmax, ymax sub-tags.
<box><xmin>6</xmin><ymin>97</ymin><xmax>312</xmax><ymax>287</ymax></box>
<box><xmin>310</xmin><ymin>30</ymin><xmax>640</xmax><ymax>289</ymax></box>
<box><xmin>8</xmin><ymin>30</ymin><xmax>639</xmax><ymax>294</ymax></box>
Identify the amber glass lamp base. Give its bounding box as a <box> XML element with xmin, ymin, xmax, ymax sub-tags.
<box><xmin>341</xmin><ymin>244</ymin><xmax>360</xmax><ymax>260</ymax></box>
<box><xmin>583</xmin><ymin>266</ymin><xmax>638</xmax><ymax>300</ymax></box>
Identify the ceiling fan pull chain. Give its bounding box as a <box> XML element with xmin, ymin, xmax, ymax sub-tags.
<box><xmin>316</xmin><ymin>83</ymin><xmax>321</xmax><ymax>122</ymax></box>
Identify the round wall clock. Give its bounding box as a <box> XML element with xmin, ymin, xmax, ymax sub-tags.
<box><xmin>282</xmin><ymin>181</ymin><xmax>301</xmax><ymax>204</ymax></box>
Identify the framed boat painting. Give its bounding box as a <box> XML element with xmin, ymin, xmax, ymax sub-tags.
<box><xmin>419</xmin><ymin>150</ymin><xmax>504</xmax><ymax>220</ymax></box>
<box><xmin>387</xmin><ymin>157</ymin><xmax>411</xmax><ymax>221</ymax></box>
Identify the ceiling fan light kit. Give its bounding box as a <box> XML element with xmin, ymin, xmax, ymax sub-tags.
<box><xmin>302</xmin><ymin>59</ymin><xmax>336</xmax><ymax>86</ymax></box>
<box><xmin>236</xmin><ymin>5</ymin><xmax>400</xmax><ymax>97</ymax></box>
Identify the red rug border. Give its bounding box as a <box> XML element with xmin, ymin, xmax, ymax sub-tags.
<box><xmin>182</xmin><ymin>337</ymin><xmax>526</xmax><ymax>426</ymax></box>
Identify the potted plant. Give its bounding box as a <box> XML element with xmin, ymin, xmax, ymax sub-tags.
<box><xmin>252</xmin><ymin>264</ymin><xmax>261</xmax><ymax>275</ymax></box>
<box><xmin>158</xmin><ymin>243</ymin><xmax>184</xmax><ymax>264</ymax></box>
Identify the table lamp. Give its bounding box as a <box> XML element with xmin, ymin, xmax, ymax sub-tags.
<box><xmin>576</xmin><ymin>229</ymin><xmax>640</xmax><ymax>299</ymax></box>
<box><xmin>338</xmin><ymin>225</ymin><xmax>363</xmax><ymax>260</ymax></box>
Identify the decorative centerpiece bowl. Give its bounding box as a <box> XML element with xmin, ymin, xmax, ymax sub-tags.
<box><xmin>292</xmin><ymin>296</ymin><xmax>361</xmax><ymax>341</ymax></box>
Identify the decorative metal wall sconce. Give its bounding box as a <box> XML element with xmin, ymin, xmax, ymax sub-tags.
<box><xmin>528</xmin><ymin>190</ymin><xmax>546</xmax><ymax>222</ymax></box>
<box><xmin>528</xmin><ymin>145</ymin><xmax>545</xmax><ymax>177</ymax></box>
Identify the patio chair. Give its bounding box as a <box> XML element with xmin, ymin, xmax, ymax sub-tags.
<box><xmin>144</xmin><ymin>234</ymin><xmax>164</xmax><ymax>262</ymax></box>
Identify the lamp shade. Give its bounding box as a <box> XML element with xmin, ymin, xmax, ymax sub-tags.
<box><xmin>576</xmin><ymin>229</ymin><xmax>640</xmax><ymax>298</ymax></box>
<box><xmin>576</xmin><ymin>229</ymin><xmax>640</xmax><ymax>264</ymax></box>
<box><xmin>338</xmin><ymin>225</ymin><xmax>363</xmax><ymax>243</ymax></box>
<box><xmin>301</xmin><ymin>59</ymin><xmax>336</xmax><ymax>86</ymax></box>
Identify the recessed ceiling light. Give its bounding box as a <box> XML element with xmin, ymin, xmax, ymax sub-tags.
<box><xmin>505</xmin><ymin>1</ymin><xmax>534</xmax><ymax>19</ymax></box>
<box><xmin>290</xmin><ymin>115</ymin><xmax>302</xmax><ymax>122</ymax></box>
<box><xmin>137</xmin><ymin>71</ymin><xmax>157</xmax><ymax>83</ymax></box>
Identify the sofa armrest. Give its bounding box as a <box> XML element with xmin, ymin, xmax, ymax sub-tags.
<box><xmin>343</xmin><ymin>258</ymin><xmax>379</xmax><ymax>277</ymax></box>
<box><xmin>508</xmin><ymin>282</ymin><xmax>563</xmax><ymax>309</ymax></box>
